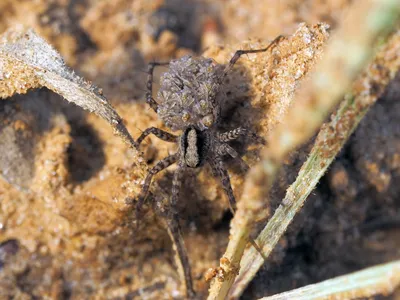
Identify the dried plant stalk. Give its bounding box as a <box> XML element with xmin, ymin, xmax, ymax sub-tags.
<box><xmin>259</xmin><ymin>260</ymin><xmax>400</xmax><ymax>300</ymax></box>
<box><xmin>0</xmin><ymin>27</ymin><xmax>194</xmax><ymax>296</ymax></box>
<box><xmin>208</xmin><ymin>1</ymin><xmax>400</xmax><ymax>299</ymax></box>
<box><xmin>230</xmin><ymin>28</ymin><xmax>400</xmax><ymax>298</ymax></box>
<box><xmin>0</xmin><ymin>27</ymin><xmax>145</xmax><ymax>172</ymax></box>
<box><xmin>0</xmin><ymin>27</ymin><xmax>194</xmax><ymax>295</ymax></box>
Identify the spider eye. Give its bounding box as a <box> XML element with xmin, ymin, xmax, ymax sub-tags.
<box><xmin>201</xmin><ymin>114</ymin><xmax>214</xmax><ymax>128</ymax></box>
<box><xmin>182</xmin><ymin>111</ymin><xmax>191</xmax><ymax>122</ymax></box>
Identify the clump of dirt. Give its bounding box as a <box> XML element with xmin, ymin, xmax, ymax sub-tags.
<box><xmin>0</xmin><ymin>1</ymin><xmax>399</xmax><ymax>299</ymax></box>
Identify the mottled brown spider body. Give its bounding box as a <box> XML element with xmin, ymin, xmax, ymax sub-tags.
<box><xmin>136</xmin><ymin>36</ymin><xmax>283</xmax><ymax>215</ymax></box>
<box><xmin>157</xmin><ymin>55</ymin><xmax>221</xmax><ymax>131</ymax></box>
<box><xmin>135</xmin><ymin>36</ymin><xmax>282</xmax><ymax>297</ymax></box>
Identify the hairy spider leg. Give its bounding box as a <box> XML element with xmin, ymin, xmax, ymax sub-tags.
<box><xmin>145</xmin><ymin>62</ymin><xmax>170</xmax><ymax>112</ymax></box>
<box><xmin>171</xmin><ymin>163</ymin><xmax>186</xmax><ymax>208</ymax></box>
<box><xmin>214</xmin><ymin>126</ymin><xmax>269</xmax><ymax>204</ymax></box>
<box><xmin>212</xmin><ymin>156</ymin><xmax>237</xmax><ymax>214</ymax></box>
<box><xmin>136</xmin><ymin>153</ymin><xmax>179</xmax><ymax>220</ymax></box>
<box><xmin>217</xmin><ymin>143</ymin><xmax>250</xmax><ymax>172</ymax></box>
<box><xmin>217</xmin><ymin>143</ymin><xmax>238</xmax><ymax>158</ymax></box>
<box><xmin>218</xmin><ymin>127</ymin><xmax>266</xmax><ymax>145</ymax></box>
<box><xmin>212</xmin><ymin>152</ymin><xmax>267</xmax><ymax>260</ymax></box>
<box><xmin>166</xmin><ymin>214</ymin><xmax>196</xmax><ymax>298</ymax></box>
<box><xmin>219</xmin><ymin>35</ymin><xmax>284</xmax><ymax>83</ymax></box>
<box><xmin>136</xmin><ymin>126</ymin><xmax>178</xmax><ymax>146</ymax></box>
<box><xmin>216</xmin><ymin>127</ymin><xmax>267</xmax><ymax>172</ymax></box>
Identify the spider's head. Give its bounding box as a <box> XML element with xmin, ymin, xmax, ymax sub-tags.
<box><xmin>180</xmin><ymin>126</ymin><xmax>210</xmax><ymax>168</ymax></box>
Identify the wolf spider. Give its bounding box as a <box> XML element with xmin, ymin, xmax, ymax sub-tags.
<box><xmin>135</xmin><ymin>36</ymin><xmax>282</xmax><ymax>217</ymax></box>
<box><xmin>134</xmin><ymin>36</ymin><xmax>282</xmax><ymax>296</ymax></box>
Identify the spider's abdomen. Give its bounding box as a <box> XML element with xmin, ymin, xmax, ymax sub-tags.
<box><xmin>157</xmin><ymin>55</ymin><xmax>222</xmax><ymax>131</ymax></box>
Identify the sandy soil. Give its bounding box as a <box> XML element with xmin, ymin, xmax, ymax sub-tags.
<box><xmin>0</xmin><ymin>0</ymin><xmax>399</xmax><ymax>299</ymax></box>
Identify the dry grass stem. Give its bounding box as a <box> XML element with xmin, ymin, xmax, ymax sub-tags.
<box><xmin>0</xmin><ymin>27</ymin><xmax>145</xmax><ymax>172</ymax></box>
<box><xmin>230</xmin><ymin>28</ymin><xmax>400</xmax><ymax>298</ymax></box>
<box><xmin>208</xmin><ymin>1</ymin><xmax>400</xmax><ymax>299</ymax></box>
<box><xmin>259</xmin><ymin>260</ymin><xmax>400</xmax><ymax>300</ymax></box>
<box><xmin>0</xmin><ymin>26</ymin><xmax>196</xmax><ymax>296</ymax></box>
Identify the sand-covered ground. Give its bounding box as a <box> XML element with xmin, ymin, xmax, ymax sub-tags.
<box><xmin>0</xmin><ymin>1</ymin><xmax>399</xmax><ymax>299</ymax></box>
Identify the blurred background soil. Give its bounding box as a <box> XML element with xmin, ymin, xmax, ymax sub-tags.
<box><xmin>0</xmin><ymin>0</ymin><xmax>399</xmax><ymax>299</ymax></box>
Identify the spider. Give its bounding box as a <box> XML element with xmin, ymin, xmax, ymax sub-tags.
<box><xmin>135</xmin><ymin>36</ymin><xmax>282</xmax><ymax>232</ymax></box>
<box><xmin>135</xmin><ymin>36</ymin><xmax>283</xmax><ymax>220</ymax></box>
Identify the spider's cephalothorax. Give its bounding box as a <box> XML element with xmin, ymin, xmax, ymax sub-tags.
<box><xmin>180</xmin><ymin>125</ymin><xmax>211</xmax><ymax>168</ymax></box>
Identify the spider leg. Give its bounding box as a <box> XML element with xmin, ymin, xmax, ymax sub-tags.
<box><xmin>217</xmin><ymin>143</ymin><xmax>238</xmax><ymax>158</ymax></box>
<box><xmin>211</xmin><ymin>155</ymin><xmax>267</xmax><ymax>260</ymax></box>
<box><xmin>220</xmin><ymin>35</ymin><xmax>284</xmax><ymax>82</ymax></box>
<box><xmin>171</xmin><ymin>163</ymin><xmax>186</xmax><ymax>209</ymax></box>
<box><xmin>146</xmin><ymin>61</ymin><xmax>170</xmax><ymax>112</ymax></box>
<box><xmin>136</xmin><ymin>153</ymin><xmax>178</xmax><ymax>220</ymax></box>
<box><xmin>166</xmin><ymin>213</ymin><xmax>195</xmax><ymax>298</ymax></box>
<box><xmin>217</xmin><ymin>127</ymin><xmax>265</xmax><ymax>145</ymax></box>
<box><xmin>217</xmin><ymin>143</ymin><xmax>250</xmax><ymax>173</ymax></box>
<box><xmin>211</xmin><ymin>156</ymin><xmax>237</xmax><ymax>214</ymax></box>
<box><xmin>137</xmin><ymin>127</ymin><xmax>178</xmax><ymax>146</ymax></box>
